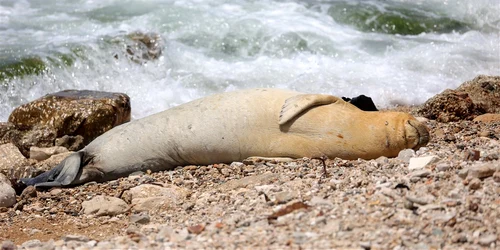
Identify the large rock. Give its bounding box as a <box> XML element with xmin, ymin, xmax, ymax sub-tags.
<box><xmin>473</xmin><ymin>113</ymin><xmax>500</xmax><ymax>123</ymax></box>
<box><xmin>0</xmin><ymin>143</ymin><xmax>29</xmax><ymax>178</ymax></box>
<box><xmin>29</xmin><ymin>146</ymin><xmax>69</xmax><ymax>161</ymax></box>
<box><xmin>17</xmin><ymin>126</ymin><xmax>57</xmax><ymax>157</ymax></box>
<box><xmin>122</xmin><ymin>184</ymin><xmax>189</xmax><ymax>213</ymax></box>
<box><xmin>81</xmin><ymin>195</ymin><xmax>129</xmax><ymax>216</ymax></box>
<box><xmin>0</xmin><ymin>173</ymin><xmax>16</xmax><ymax>208</ymax></box>
<box><xmin>0</xmin><ymin>122</ymin><xmax>21</xmax><ymax>145</ymax></box>
<box><xmin>418</xmin><ymin>89</ymin><xmax>479</xmax><ymax>122</ymax></box>
<box><xmin>418</xmin><ymin>75</ymin><xmax>500</xmax><ymax>122</ymax></box>
<box><xmin>456</xmin><ymin>75</ymin><xmax>500</xmax><ymax>114</ymax></box>
<box><xmin>8</xmin><ymin>90</ymin><xmax>131</xmax><ymax>144</ymax></box>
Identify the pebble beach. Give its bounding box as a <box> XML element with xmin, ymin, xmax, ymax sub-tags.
<box><xmin>1</xmin><ymin>114</ymin><xmax>499</xmax><ymax>249</ymax></box>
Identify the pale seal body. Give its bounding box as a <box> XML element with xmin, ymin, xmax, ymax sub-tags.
<box><xmin>21</xmin><ymin>88</ymin><xmax>429</xmax><ymax>187</ymax></box>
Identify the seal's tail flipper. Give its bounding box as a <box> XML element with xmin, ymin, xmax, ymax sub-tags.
<box><xmin>20</xmin><ymin>152</ymin><xmax>84</xmax><ymax>188</ymax></box>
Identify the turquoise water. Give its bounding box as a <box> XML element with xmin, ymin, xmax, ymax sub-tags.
<box><xmin>1</xmin><ymin>0</ymin><xmax>499</xmax><ymax>120</ymax></box>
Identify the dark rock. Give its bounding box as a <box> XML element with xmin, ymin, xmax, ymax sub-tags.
<box><xmin>0</xmin><ymin>122</ymin><xmax>21</xmax><ymax>145</ymax></box>
<box><xmin>17</xmin><ymin>126</ymin><xmax>57</xmax><ymax>157</ymax></box>
<box><xmin>8</xmin><ymin>90</ymin><xmax>131</xmax><ymax>145</ymax></box>
<box><xmin>55</xmin><ymin>135</ymin><xmax>85</xmax><ymax>151</ymax></box>
<box><xmin>456</xmin><ymin>75</ymin><xmax>500</xmax><ymax>114</ymax></box>
<box><xmin>418</xmin><ymin>75</ymin><xmax>500</xmax><ymax>122</ymax></box>
<box><xmin>418</xmin><ymin>89</ymin><xmax>479</xmax><ymax>122</ymax></box>
<box><xmin>115</xmin><ymin>31</ymin><xmax>164</xmax><ymax>63</ymax></box>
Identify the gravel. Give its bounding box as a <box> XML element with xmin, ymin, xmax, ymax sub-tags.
<box><xmin>0</xmin><ymin>118</ymin><xmax>499</xmax><ymax>249</ymax></box>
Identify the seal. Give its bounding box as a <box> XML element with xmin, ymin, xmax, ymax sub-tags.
<box><xmin>21</xmin><ymin>88</ymin><xmax>429</xmax><ymax>187</ymax></box>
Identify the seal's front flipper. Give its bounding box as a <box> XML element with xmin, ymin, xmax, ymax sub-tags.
<box><xmin>279</xmin><ymin>94</ymin><xmax>343</xmax><ymax>125</ymax></box>
<box><xmin>20</xmin><ymin>152</ymin><xmax>84</xmax><ymax>188</ymax></box>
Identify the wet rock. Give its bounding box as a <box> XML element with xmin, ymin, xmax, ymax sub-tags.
<box><xmin>55</xmin><ymin>135</ymin><xmax>85</xmax><ymax>151</ymax></box>
<box><xmin>473</xmin><ymin>113</ymin><xmax>500</xmax><ymax>123</ymax></box>
<box><xmin>81</xmin><ymin>195</ymin><xmax>129</xmax><ymax>216</ymax></box>
<box><xmin>29</xmin><ymin>146</ymin><xmax>69</xmax><ymax>161</ymax></box>
<box><xmin>0</xmin><ymin>173</ymin><xmax>16</xmax><ymax>208</ymax></box>
<box><xmin>0</xmin><ymin>143</ymin><xmax>29</xmax><ymax>178</ymax></box>
<box><xmin>408</xmin><ymin>155</ymin><xmax>440</xmax><ymax>170</ymax></box>
<box><xmin>124</xmin><ymin>31</ymin><xmax>164</xmax><ymax>63</ymax></box>
<box><xmin>8</xmin><ymin>90</ymin><xmax>131</xmax><ymax>145</ymax></box>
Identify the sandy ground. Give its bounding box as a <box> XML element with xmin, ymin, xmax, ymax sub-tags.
<box><xmin>0</xmin><ymin>117</ymin><xmax>499</xmax><ymax>249</ymax></box>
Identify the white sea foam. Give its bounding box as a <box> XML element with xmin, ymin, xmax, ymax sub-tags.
<box><xmin>0</xmin><ymin>0</ymin><xmax>499</xmax><ymax>121</ymax></box>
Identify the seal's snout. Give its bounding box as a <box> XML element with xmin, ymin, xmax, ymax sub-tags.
<box><xmin>404</xmin><ymin>119</ymin><xmax>430</xmax><ymax>150</ymax></box>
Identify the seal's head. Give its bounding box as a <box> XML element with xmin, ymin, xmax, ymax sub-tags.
<box><xmin>403</xmin><ymin>118</ymin><xmax>430</xmax><ymax>150</ymax></box>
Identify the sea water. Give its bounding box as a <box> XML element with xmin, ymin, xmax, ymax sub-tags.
<box><xmin>0</xmin><ymin>0</ymin><xmax>499</xmax><ymax>121</ymax></box>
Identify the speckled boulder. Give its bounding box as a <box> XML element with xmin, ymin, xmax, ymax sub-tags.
<box><xmin>457</xmin><ymin>75</ymin><xmax>500</xmax><ymax>114</ymax></box>
<box><xmin>8</xmin><ymin>90</ymin><xmax>131</xmax><ymax>144</ymax></box>
<box><xmin>0</xmin><ymin>122</ymin><xmax>21</xmax><ymax>145</ymax></box>
<box><xmin>417</xmin><ymin>89</ymin><xmax>479</xmax><ymax>122</ymax></box>
<box><xmin>418</xmin><ymin>75</ymin><xmax>500</xmax><ymax>122</ymax></box>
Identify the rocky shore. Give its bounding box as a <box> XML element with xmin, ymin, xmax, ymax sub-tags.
<box><xmin>0</xmin><ymin>76</ymin><xmax>499</xmax><ymax>249</ymax></box>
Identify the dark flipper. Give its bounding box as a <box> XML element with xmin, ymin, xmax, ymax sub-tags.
<box><xmin>342</xmin><ymin>95</ymin><xmax>378</xmax><ymax>111</ymax></box>
<box><xmin>20</xmin><ymin>151</ymin><xmax>84</xmax><ymax>188</ymax></box>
